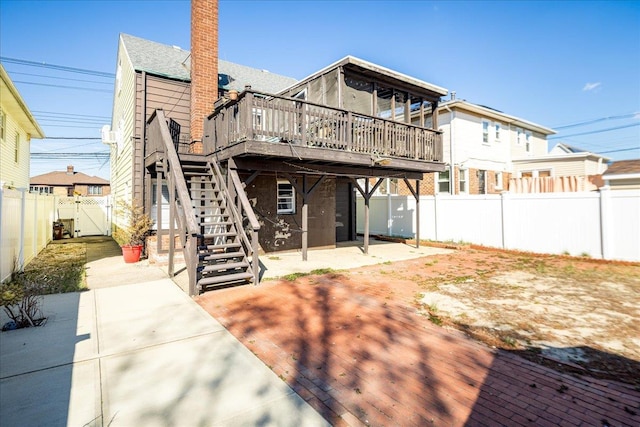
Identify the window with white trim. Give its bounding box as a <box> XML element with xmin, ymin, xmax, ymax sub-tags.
<box><xmin>0</xmin><ymin>108</ymin><xmax>5</xmax><ymax>141</ymax></box>
<box><xmin>88</xmin><ymin>185</ymin><xmax>102</xmax><ymax>195</ymax></box>
<box><xmin>30</xmin><ymin>186</ymin><xmax>53</xmax><ymax>194</ymax></box>
<box><xmin>482</xmin><ymin>120</ymin><xmax>490</xmax><ymax>144</ymax></box>
<box><xmin>14</xmin><ymin>132</ymin><xmax>19</xmax><ymax>163</ymax></box>
<box><xmin>525</xmin><ymin>131</ymin><xmax>532</xmax><ymax>153</ymax></box>
<box><xmin>436</xmin><ymin>170</ymin><xmax>450</xmax><ymax>194</ymax></box>
<box><xmin>495</xmin><ymin>172</ymin><xmax>503</xmax><ymax>190</ymax></box>
<box><xmin>495</xmin><ymin>123</ymin><xmax>501</xmax><ymax>141</ymax></box>
<box><xmin>277</xmin><ymin>181</ymin><xmax>295</xmax><ymax>214</ymax></box>
<box><xmin>459</xmin><ymin>169</ymin><xmax>468</xmax><ymax>194</ymax></box>
<box><xmin>516</xmin><ymin>127</ymin><xmax>523</xmax><ymax>145</ymax></box>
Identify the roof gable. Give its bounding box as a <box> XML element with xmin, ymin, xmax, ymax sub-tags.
<box><xmin>0</xmin><ymin>64</ymin><xmax>45</xmax><ymax>139</ymax></box>
<box><xmin>30</xmin><ymin>170</ymin><xmax>110</xmax><ymax>186</ymax></box>
<box><xmin>120</xmin><ymin>33</ymin><xmax>297</xmax><ymax>93</ymax></box>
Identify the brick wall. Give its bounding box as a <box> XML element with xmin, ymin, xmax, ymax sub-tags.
<box><xmin>190</xmin><ymin>0</ymin><xmax>218</xmax><ymax>152</ymax></box>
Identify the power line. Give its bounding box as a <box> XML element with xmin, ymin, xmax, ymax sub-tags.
<box><xmin>31</xmin><ymin>152</ymin><xmax>109</xmax><ymax>159</ymax></box>
<box><xmin>37</xmin><ymin>137</ymin><xmax>102</xmax><ymax>140</ymax></box>
<box><xmin>598</xmin><ymin>147</ymin><xmax>640</xmax><ymax>154</ymax></box>
<box><xmin>6</xmin><ymin>71</ymin><xmax>113</xmax><ymax>85</ymax></box>
<box><xmin>549</xmin><ymin>122</ymin><xmax>640</xmax><ymax>139</ymax></box>
<box><xmin>31</xmin><ymin>110</ymin><xmax>110</xmax><ymax>119</ymax></box>
<box><xmin>0</xmin><ymin>56</ymin><xmax>114</xmax><ymax>78</ymax></box>
<box><xmin>552</xmin><ymin>113</ymin><xmax>639</xmax><ymax>129</ymax></box>
<box><xmin>13</xmin><ymin>80</ymin><xmax>112</xmax><ymax>93</ymax></box>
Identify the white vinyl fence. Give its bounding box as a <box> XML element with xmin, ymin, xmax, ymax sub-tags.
<box><xmin>0</xmin><ymin>188</ymin><xmax>58</xmax><ymax>282</ymax></box>
<box><xmin>357</xmin><ymin>188</ymin><xmax>640</xmax><ymax>262</ymax></box>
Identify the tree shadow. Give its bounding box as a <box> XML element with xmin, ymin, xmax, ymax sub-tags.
<box><xmin>200</xmin><ymin>272</ymin><xmax>493</xmax><ymax>425</ymax></box>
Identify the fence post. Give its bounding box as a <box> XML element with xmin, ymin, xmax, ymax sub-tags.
<box><xmin>19</xmin><ymin>189</ymin><xmax>26</xmax><ymax>272</ymax></box>
<box><xmin>599</xmin><ymin>187</ymin><xmax>612</xmax><ymax>260</ymax></box>
<box><xmin>500</xmin><ymin>192</ymin><xmax>508</xmax><ymax>250</ymax></box>
<box><xmin>33</xmin><ymin>193</ymin><xmax>38</xmax><ymax>261</ymax></box>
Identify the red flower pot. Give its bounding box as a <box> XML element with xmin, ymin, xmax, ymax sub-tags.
<box><xmin>121</xmin><ymin>245</ymin><xmax>143</xmax><ymax>263</ymax></box>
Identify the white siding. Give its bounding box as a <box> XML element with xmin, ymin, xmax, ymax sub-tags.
<box><xmin>110</xmin><ymin>38</ymin><xmax>138</xmax><ymax>228</ymax></box>
<box><xmin>0</xmin><ymin>108</ymin><xmax>31</xmax><ymax>189</ymax></box>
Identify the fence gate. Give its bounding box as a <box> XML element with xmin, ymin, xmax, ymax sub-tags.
<box><xmin>57</xmin><ymin>195</ymin><xmax>112</xmax><ymax>237</ymax></box>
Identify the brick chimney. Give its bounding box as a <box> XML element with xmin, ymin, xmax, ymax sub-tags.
<box><xmin>190</xmin><ymin>0</ymin><xmax>219</xmax><ymax>154</ymax></box>
<box><xmin>66</xmin><ymin>165</ymin><xmax>74</xmax><ymax>175</ymax></box>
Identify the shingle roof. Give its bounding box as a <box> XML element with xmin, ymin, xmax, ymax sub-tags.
<box><xmin>120</xmin><ymin>33</ymin><xmax>297</xmax><ymax>93</ymax></box>
<box><xmin>30</xmin><ymin>170</ymin><xmax>110</xmax><ymax>186</ymax></box>
<box><xmin>603</xmin><ymin>159</ymin><xmax>640</xmax><ymax>176</ymax></box>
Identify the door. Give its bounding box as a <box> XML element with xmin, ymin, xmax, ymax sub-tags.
<box><xmin>335</xmin><ymin>178</ymin><xmax>355</xmax><ymax>242</ymax></box>
<box><xmin>57</xmin><ymin>195</ymin><xmax>112</xmax><ymax>237</ymax></box>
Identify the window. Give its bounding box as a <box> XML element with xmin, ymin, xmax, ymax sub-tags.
<box><xmin>436</xmin><ymin>170</ymin><xmax>450</xmax><ymax>194</ymax></box>
<box><xmin>88</xmin><ymin>185</ymin><xmax>102</xmax><ymax>195</ymax></box>
<box><xmin>482</xmin><ymin>120</ymin><xmax>490</xmax><ymax>144</ymax></box>
<box><xmin>0</xmin><ymin>108</ymin><xmax>5</xmax><ymax>141</ymax></box>
<box><xmin>525</xmin><ymin>131</ymin><xmax>532</xmax><ymax>153</ymax></box>
<box><xmin>516</xmin><ymin>127</ymin><xmax>524</xmax><ymax>145</ymax></box>
<box><xmin>459</xmin><ymin>169</ymin><xmax>468</xmax><ymax>194</ymax></box>
<box><xmin>277</xmin><ymin>181</ymin><xmax>295</xmax><ymax>214</ymax></box>
<box><xmin>495</xmin><ymin>123</ymin><xmax>501</xmax><ymax>141</ymax></box>
<box><xmin>30</xmin><ymin>186</ymin><xmax>53</xmax><ymax>194</ymax></box>
<box><xmin>495</xmin><ymin>172</ymin><xmax>503</xmax><ymax>190</ymax></box>
<box><xmin>14</xmin><ymin>132</ymin><xmax>19</xmax><ymax>163</ymax></box>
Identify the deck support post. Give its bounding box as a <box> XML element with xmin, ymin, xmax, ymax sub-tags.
<box><xmin>351</xmin><ymin>177</ymin><xmax>385</xmax><ymax>255</ymax></box>
<box><xmin>284</xmin><ymin>174</ymin><xmax>326</xmax><ymax>261</ymax></box>
<box><xmin>403</xmin><ymin>178</ymin><xmax>421</xmax><ymax>248</ymax></box>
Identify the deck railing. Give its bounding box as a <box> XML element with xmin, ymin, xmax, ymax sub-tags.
<box><xmin>204</xmin><ymin>90</ymin><xmax>443</xmax><ymax>162</ymax></box>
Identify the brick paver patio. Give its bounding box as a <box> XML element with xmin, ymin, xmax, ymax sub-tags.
<box><xmin>197</xmin><ymin>272</ymin><xmax>640</xmax><ymax>426</ymax></box>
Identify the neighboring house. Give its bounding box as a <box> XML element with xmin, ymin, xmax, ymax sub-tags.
<box><xmin>30</xmin><ymin>165</ymin><xmax>111</xmax><ymax>197</ymax></box>
<box><xmin>108</xmin><ymin>2</ymin><xmax>448</xmax><ymax>294</ymax></box>
<box><xmin>0</xmin><ymin>64</ymin><xmax>45</xmax><ymax>189</ymax></box>
<box><xmin>602</xmin><ymin>159</ymin><xmax>640</xmax><ymax>190</ymax></box>
<box><xmin>400</xmin><ymin>98</ymin><xmax>556</xmax><ymax>195</ymax></box>
<box><xmin>512</xmin><ymin>142</ymin><xmax>609</xmax><ymax>182</ymax></box>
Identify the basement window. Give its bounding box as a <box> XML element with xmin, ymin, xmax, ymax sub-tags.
<box><xmin>277</xmin><ymin>181</ymin><xmax>295</xmax><ymax>214</ymax></box>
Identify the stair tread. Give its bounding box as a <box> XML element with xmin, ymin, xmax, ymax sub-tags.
<box><xmin>201</xmin><ymin>261</ymin><xmax>249</xmax><ymax>272</ymax></box>
<box><xmin>200</xmin><ymin>251</ymin><xmax>244</xmax><ymax>260</ymax></box>
<box><xmin>200</xmin><ymin>242</ymin><xmax>241</xmax><ymax>250</ymax></box>
<box><xmin>198</xmin><ymin>272</ymin><xmax>254</xmax><ymax>286</ymax></box>
<box><xmin>201</xmin><ymin>231</ymin><xmax>237</xmax><ymax>238</ymax></box>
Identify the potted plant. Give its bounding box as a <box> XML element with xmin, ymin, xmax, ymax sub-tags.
<box><xmin>113</xmin><ymin>200</ymin><xmax>153</xmax><ymax>263</ymax></box>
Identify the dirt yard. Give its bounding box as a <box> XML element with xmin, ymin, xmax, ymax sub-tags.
<box><xmin>368</xmin><ymin>246</ymin><xmax>640</xmax><ymax>385</ymax></box>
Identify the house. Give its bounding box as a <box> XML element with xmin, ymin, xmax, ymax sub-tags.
<box><xmin>399</xmin><ymin>97</ymin><xmax>556</xmax><ymax>195</ymax></box>
<box><xmin>0</xmin><ymin>64</ymin><xmax>45</xmax><ymax>189</ymax></box>
<box><xmin>510</xmin><ymin>142</ymin><xmax>610</xmax><ymax>190</ymax></box>
<box><xmin>30</xmin><ymin>165</ymin><xmax>111</xmax><ymax>196</ymax></box>
<box><xmin>105</xmin><ymin>32</ymin><xmax>297</xmax><ymax>218</ymax></box>
<box><xmin>111</xmin><ymin>1</ymin><xmax>448</xmax><ymax>295</ymax></box>
<box><xmin>602</xmin><ymin>159</ymin><xmax>640</xmax><ymax>190</ymax></box>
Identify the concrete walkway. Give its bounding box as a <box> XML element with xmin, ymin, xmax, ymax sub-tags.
<box><xmin>0</xmin><ymin>237</ymin><xmax>328</xmax><ymax>426</ymax></box>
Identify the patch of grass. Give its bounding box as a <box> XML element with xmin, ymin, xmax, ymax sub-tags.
<box><xmin>501</xmin><ymin>336</ymin><xmax>517</xmax><ymax>347</ymax></box>
<box><xmin>428</xmin><ymin>302</ymin><xmax>438</xmax><ymax>312</ymax></box>
<box><xmin>580</xmin><ymin>252</ymin><xmax>591</xmax><ymax>258</ymax></box>
<box><xmin>310</xmin><ymin>268</ymin><xmax>335</xmax><ymax>275</ymax></box>
<box><xmin>22</xmin><ymin>243</ymin><xmax>87</xmax><ymax>294</ymax></box>
<box><xmin>268</xmin><ymin>256</ymin><xmax>281</xmax><ymax>260</ymax></box>
<box><xmin>282</xmin><ymin>272</ymin><xmax>309</xmax><ymax>281</ymax></box>
<box><xmin>381</xmin><ymin>261</ymin><xmax>392</xmax><ymax>265</ymax></box>
<box><xmin>428</xmin><ymin>313</ymin><xmax>443</xmax><ymax>326</ymax></box>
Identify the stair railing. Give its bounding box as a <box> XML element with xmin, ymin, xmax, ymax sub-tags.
<box><xmin>147</xmin><ymin>109</ymin><xmax>200</xmax><ymax>295</ymax></box>
<box><xmin>208</xmin><ymin>160</ymin><xmax>261</xmax><ymax>284</ymax></box>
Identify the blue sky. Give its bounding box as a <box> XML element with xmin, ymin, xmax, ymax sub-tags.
<box><xmin>1</xmin><ymin>0</ymin><xmax>638</xmax><ymax>180</ymax></box>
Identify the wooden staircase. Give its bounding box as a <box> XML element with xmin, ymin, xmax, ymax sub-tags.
<box><xmin>180</xmin><ymin>160</ymin><xmax>255</xmax><ymax>292</ymax></box>
<box><xmin>147</xmin><ymin>109</ymin><xmax>260</xmax><ymax>295</ymax></box>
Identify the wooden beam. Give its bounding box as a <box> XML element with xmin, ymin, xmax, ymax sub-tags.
<box><xmin>302</xmin><ymin>176</ymin><xmax>308</xmax><ymax>261</ymax></box>
<box><xmin>416</xmin><ymin>179</ymin><xmax>420</xmax><ymax>249</ymax></box>
<box><xmin>168</xmin><ymin>173</ymin><xmax>176</xmax><ymax>277</ymax></box>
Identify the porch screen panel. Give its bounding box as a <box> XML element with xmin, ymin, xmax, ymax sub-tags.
<box><xmin>309</xmin><ymin>77</ymin><xmax>324</xmax><ymax>105</ymax></box>
<box><xmin>344</xmin><ymin>76</ymin><xmax>373</xmax><ymax>115</ymax></box>
<box><xmin>324</xmin><ymin>69</ymin><xmax>339</xmax><ymax>109</ymax></box>
<box><xmin>376</xmin><ymin>86</ymin><xmax>392</xmax><ymax>119</ymax></box>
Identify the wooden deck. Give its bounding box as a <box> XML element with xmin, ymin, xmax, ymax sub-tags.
<box><xmin>202</xmin><ymin>90</ymin><xmax>444</xmax><ymax>172</ymax></box>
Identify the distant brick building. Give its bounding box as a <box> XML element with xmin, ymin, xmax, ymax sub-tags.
<box><xmin>30</xmin><ymin>165</ymin><xmax>110</xmax><ymax>197</ymax></box>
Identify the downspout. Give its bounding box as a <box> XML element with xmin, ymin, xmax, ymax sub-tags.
<box><xmin>443</xmin><ymin>104</ymin><xmax>455</xmax><ymax>195</ymax></box>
